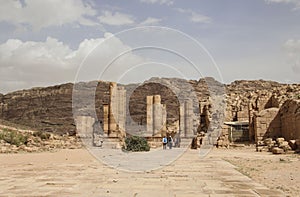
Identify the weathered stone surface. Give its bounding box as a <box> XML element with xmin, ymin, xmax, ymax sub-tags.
<box><xmin>288</xmin><ymin>140</ymin><xmax>297</xmax><ymax>150</ymax></box>
<box><xmin>254</xmin><ymin>108</ymin><xmax>280</xmax><ymax>141</ymax></box>
<box><xmin>276</xmin><ymin>137</ymin><xmax>285</xmax><ymax>144</ymax></box>
<box><xmin>280</xmin><ymin>99</ymin><xmax>300</xmax><ymax>141</ymax></box>
<box><xmin>0</xmin><ymin>83</ymin><xmax>75</xmax><ymax>135</ymax></box>
<box><xmin>272</xmin><ymin>147</ymin><xmax>284</xmax><ymax>154</ymax></box>
<box><xmin>0</xmin><ymin>77</ymin><xmax>299</xmax><ymax>141</ymax></box>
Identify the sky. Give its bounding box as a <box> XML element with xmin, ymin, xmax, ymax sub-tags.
<box><xmin>0</xmin><ymin>0</ymin><xmax>300</xmax><ymax>93</ymax></box>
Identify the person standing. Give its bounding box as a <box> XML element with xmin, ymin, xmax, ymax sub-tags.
<box><xmin>162</xmin><ymin>136</ymin><xmax>167</xmax><ymax>149</ymax></box>
<box><xmin>168</xmin><ymin>135</ymin><xmax>173</xmax><ymax>149</ymax></box>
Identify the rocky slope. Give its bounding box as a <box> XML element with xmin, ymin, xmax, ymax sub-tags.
<box><xmin>0</xmin><ymin>78</ymin><xmax>299</xmax><ymax>136</ymax></box>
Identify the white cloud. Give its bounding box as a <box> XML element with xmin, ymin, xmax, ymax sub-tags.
<box><xmin>0</xmin><ymin>34</ymin><xmax>144</xmax><ymax>93</ymax></box>
<box><xmin>140</xmin><ymin>17</ymin><xmax>162</xmax><ymax>25</ymax></box>
<box><xmin>190</xmin><ymin>12</ymin><xmax>212</xmax><ymax>24</ymax></box>
<box><xmin>283</xmin><ymin>39</ymin><xmax>300</xmax><ymax>74</ymax></box>
<box><xmin>175</xmin><ymin>8</ymin><xmax>212</xmax><ymax>23</ymax></box>
<box><xmin>140</xmin><ymin>0</ymin><xmax>174</xmax><ymax>6</ymax></box>
<box><xmin>265</xmin><ymin>0</ymin><xmax>300</xmax><ymax>10</ymax></box>
<box><xmin>98</xmin><ymin>11</ymin><xmax>135</xmax><ymax>26</ymax></box>
<box><xmin>0</xmin><ymin>0</ymin><xmax>98</xmax><ymax>30</ymax></box>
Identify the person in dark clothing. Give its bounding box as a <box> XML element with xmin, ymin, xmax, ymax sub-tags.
<box><xmin>167</xmin><ymin>135</ymin><xmax>173</xmax><ymax>149</ymax></box>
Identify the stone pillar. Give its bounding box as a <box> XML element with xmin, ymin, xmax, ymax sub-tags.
<box><xmin>105</xmin><ymin>83</ymin><xmax>127</xmax><ymax>137</ymax></box>
<box><xmin>179</xmin><ymin>100</ymin><xmax>194</xmax><ymax>137</ymax></box>
<box><xmin>162</xmin><ymin>104</ymin><xmax>167</xmax><ymax>134</ymax></box>
<box><xmin>146</xmin><ymin>96</ymin><xmax>153</xmax><ymax>136</ymax></box>
<box><xmin>184</xmin><ymin>99</ymin><xmax>194</xmax><ymax>137</ymax></box>
<box><xmin>103</xmin><ymin>104</ymin><xmax>109</xmax><ymax>134</ymax></box>
<box><xmin>75</xmin><ymin>116</ymin><xmax>95</xmax><ymax>138</ymax></box>
<box><xmin>116</xmin><ymin>86</ymin><xmax>126</xmax><ymax>131</ymax></box>
<box><xmin>179</xmin><ymin>104</ymin><xmax>185</xmax><ymax>137</ymax></box>
<box><xmin>109</xmin><ymin>82</ymin><xmax>117</xmax><ymax>132</ymax></box>
<box><xmin>153</xmin><ymin>95</ymin><xmax>162</xmax><ymax>135</ymax></box>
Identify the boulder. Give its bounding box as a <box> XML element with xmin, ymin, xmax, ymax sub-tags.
<box><xmin>288</xmin><ymin>140</ymin><xmax>297</xmax><ymax>150</ymax></box>
<box><xmin>278</xmin><ymin>141</ymin><xmax>289</xmax><ymax>148</ymax></box>
<box><xmin>276</xmin><ymin>137</ymin><xmax>285</xmax><ymax>144</ymax></box>
<box><xmin>272</xmin><ymin>147</ymin><xmax>284</xmax><ymax>154</ymax></box>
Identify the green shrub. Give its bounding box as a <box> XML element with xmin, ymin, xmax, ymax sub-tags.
<box><xmin>33</xmin><ymin>131</ymin><xmax>50</xmax><ymax>140</ymax></box>
<box><xmin>124</xmin><ymin>136</ymin><xmax>150</xmax><ymax>152</ymax></box>
<box><xmin>0</xmin><ymin>129</ymin><xmax>28</xmax><ymax>147</ymax></box>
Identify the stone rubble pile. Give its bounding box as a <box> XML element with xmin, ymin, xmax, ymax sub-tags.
<box><xmin>216</xmin><ymin>135</ymin><xmax>230</xmax><ymax>148</ymax></box>
<box><xmin>0</xmin><ymin>128</ymin><xmax>82</xmax><ymax>153</ymax></box>
<box><xmin>256</xmin><ymin>137</ymin><xmax>299</xmax><ymax>154</ymax></box>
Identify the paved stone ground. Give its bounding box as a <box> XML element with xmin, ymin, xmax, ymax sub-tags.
<box><xmin>0</xmin><ymin>148</ymin><xmax>285</xmax><ymax>196</ymax></box>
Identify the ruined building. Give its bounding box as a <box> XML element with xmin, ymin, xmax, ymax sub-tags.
<box><xmin>0</xmin><ymin>78</ymin><xmax>299</xmax><ymax>148</ymax></box>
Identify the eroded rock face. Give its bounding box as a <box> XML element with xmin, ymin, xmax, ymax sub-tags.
<box><xmin>0</xmin><ymin>78</ymin><xmax>299</xmax><ymax>138</ymax></box>
<box><xmin>280</xmin><ymin>99</ymin><xmax>300</xmax><ymax>141</ymax></box>
<box><xmin>0</xmin><ymin>83</ymin><xmax>75</xmax><ymax>135</ymax></box>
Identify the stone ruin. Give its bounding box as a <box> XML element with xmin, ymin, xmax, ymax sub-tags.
<box><xmin>0</xmin><ymin>77</ymin><xmax>299</xmax><ymax>151</ymax></box>
<box><xmin>88</xmin><ymin>82</ymin><xmax>200</xmax><ymax>148</ymax></box>
<box><xmin>146</xmin><ymin>95</ymin><xmax>167</xmax><ymax>137</ymax></box>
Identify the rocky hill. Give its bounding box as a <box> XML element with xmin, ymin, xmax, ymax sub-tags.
<box><xmin>0</xmin><ymin>78</ymin><xmax>299</xmax><ymax>136</ymax></box>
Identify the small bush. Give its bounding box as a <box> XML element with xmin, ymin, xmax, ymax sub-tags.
<box><xmin>33</xmin><ymin>131</ymin><xmax>50</xmax><ymax>140</ymax></box>
<box><xmin>124</xmin><ymin>136</ymin><xmax>150</xmax><ymax>152</ymax></box>
<box><xmin>0</xmin><ymin>129</ymin><xmax>28</xmax><ymax>147</ymax></box>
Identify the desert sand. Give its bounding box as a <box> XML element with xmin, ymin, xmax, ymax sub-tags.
<box><xmin>0</xmin><ymin>147</ymin><xmax>298</xmax><ymax>196</ymax></box>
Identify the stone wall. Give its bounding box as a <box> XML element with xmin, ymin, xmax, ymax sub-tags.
<box><xmin>280</xmin><ymin>99</ymin><xmax>300</xmax><ymax>141</ymax></box>
<box><xmin>253</xmin><ymin>108</ymin><xmax>281</xmax><ymax>142</ymax></box>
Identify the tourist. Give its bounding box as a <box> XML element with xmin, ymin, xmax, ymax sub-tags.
<box><xmin>168</xmin><ymin>135</ymin><xmax>173</xmax><ymax>149</ymax></box>
<box><xmin>162</xmin><ymin>136</ymin><xmax>167</xmax><ymax>149</ymax></box>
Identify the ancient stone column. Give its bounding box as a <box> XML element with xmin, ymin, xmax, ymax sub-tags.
<box><xmin>109</xmin><ymin>82</ymin><xmax>117</xmax><ymax>132</ymax></box>
<box><xmin>116</xmin><ymin>86</ymin><xmax>126</xmax><ymax>131</ymax></box>
<box><xmin>179</xmin><ymin>104</ymin><xmax>185</xmax><ymax>137</ymax></box>
<box><xmin>153</xmin><ymin>95</ymin><xmax>162</xmax><ymax>136</ymax></box>
<box><xmin>75</xmin><ymin>116</ymin><xmax>95</xmax><ymax>138</ymax></box>
<box><xmin>103</xmin><ymin>104</ymin><xmax>109</xmax><ymax>134</ymax></box>
<box><xmin>184</xmin><ymin>99</ymin><xmax>194</xmax><ymax>137</ymax></box>
<box><xmin>146</xmin><ymin>95</ymin><xmax>154</xmax><ymax>136</ymax></box>
<box><xmin>162</xmin><ymin>104</ymin><xmax>167</xmax><ymax>134</ymax></box>
<box><xmin>179</xmin><ymin>99</ymin><xmax>194</xmax><ymax>137</ymax></box>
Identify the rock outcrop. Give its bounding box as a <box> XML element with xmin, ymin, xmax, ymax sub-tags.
<box><xmin>0</xmin><ymin>77</ymin><xmax>299</xmax><ymax>140</ymax></box>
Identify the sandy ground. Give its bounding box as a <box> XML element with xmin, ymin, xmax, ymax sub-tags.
<box><xmin>210</xmin><ymin>148</ymin><xmax>300</xmax><ymax>197</ymax></box>
<box><xmin>0</xmin><ymin>147</ymin><xmax>298</xmax><ymax>196</ymax></box>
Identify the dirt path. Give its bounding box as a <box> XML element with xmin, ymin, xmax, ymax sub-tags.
<box><xmin>0</xmin><ymin>147</ymin><xmax>289</xmax><ymax>196</ymax></box>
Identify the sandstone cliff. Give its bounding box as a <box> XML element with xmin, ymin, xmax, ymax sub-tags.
<box><xmin>0</xmin><ymin>78</ymin><xmax>299</xmax><ymax>136</ymax></box>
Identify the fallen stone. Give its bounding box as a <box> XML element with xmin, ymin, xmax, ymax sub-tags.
<box><xmin>272</xmin><ymin>147</ymin><xmax>284</xmax><ymax>154</ymax></box>
<box><xmin>282</xmin><ymin>145</ymin><xmax>292</xmax><ymax>152</ymax></box>
<box><xmin>257</xmin><ymin>141</ymin><xmax>264</xmax><ymax>146</ymax></box>
<box><xmin>276</xmin><ymin>137</ymin><xmax>285</xmax><ymax>144</ymax></box>
<box><xmin>256</xmin><ymin>146</ymin><xmax>267</xmax><ymax>152</ymax></box>
<box><xmin>278</xmin><ymin>141</ymin><xmax>289</xmax><ymax>148</ymax></box>
<box><xmin>264</xmin><ymin>138</ymin><xmax>273</xmax><ymax>145</ymax></box>
<box><xmin>288</xmin><ymin>140</ymin><xmax>297</xmax><ymax>150</ymax></box>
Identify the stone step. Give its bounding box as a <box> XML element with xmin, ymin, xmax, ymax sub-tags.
<box><xmin>100</xmin><ymin>138</ymin><xmax>122</xmax><ymax>149</ymax></box>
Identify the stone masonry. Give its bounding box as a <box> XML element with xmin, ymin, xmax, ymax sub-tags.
<box><xmin>101</xmin><ymin>82</ymin><xmax>127</xmax><ymax>137</ymax></box>
<box><xmin>179</xmin><ymin>99</ymin><xmax>195</xmax><ymax>137</ymax></box>
<box><xmin>253</xmin><ymin>108</ymin><xmax>280</xmax><ymax>142</ymax></box>
<box><xmin>146</xmin><ymin>95</ymin><xmax>167</xmax><ymax>137</ymax></box>
<box><xmin>280</xmin><ymin>99</ymin><xmax>300</xmax><ymax>140</ymax></box>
